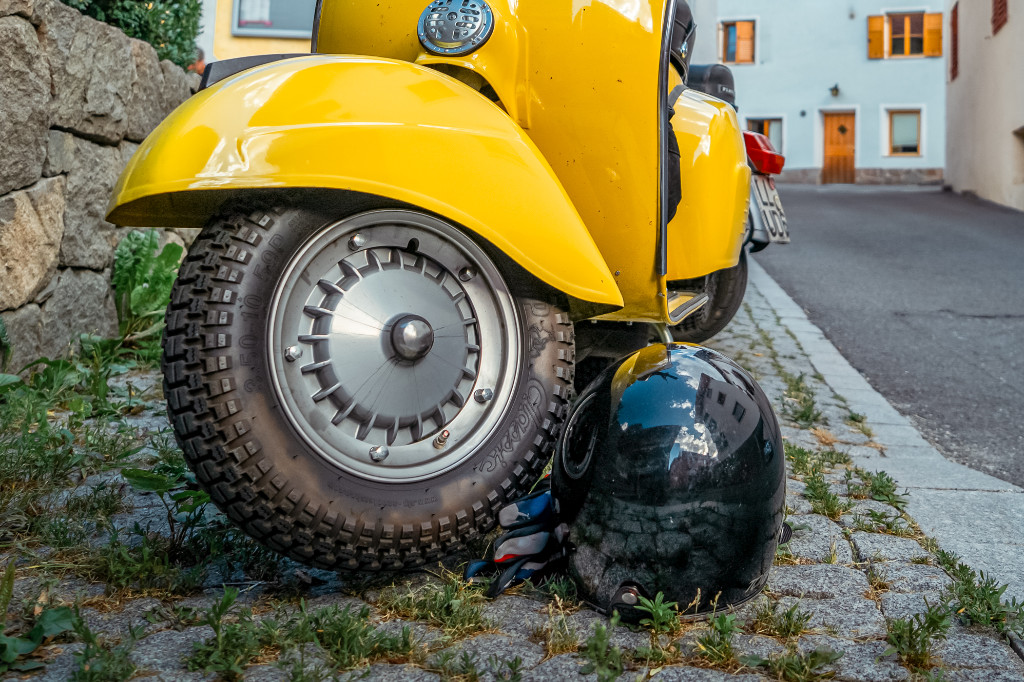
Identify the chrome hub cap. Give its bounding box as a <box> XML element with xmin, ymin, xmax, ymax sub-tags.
<box><xmin>268</xmin><ymin>211</ymin><xmax>521</xmax><ymax>483</ymax></box>
<box><xmin>390</xmin><ymin>315</ymin><xmax>434</xmax><ymax>361</ymax></box>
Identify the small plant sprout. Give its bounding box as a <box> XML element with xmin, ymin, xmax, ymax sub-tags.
<box><xmin>741</xmin><ymin>644</ymin><xmax>843</xmax><ymax>681</ymax></box>
<box><xmin>695</xmin><ymin>606</ymin><xmax>739</xmax><ymax>665</ymax></box>
<box><xmin>803</xmin><ymin>472</ymin><xmax>853</xmax><ymax>521</ymax></box>
<box><xmin>578</xmin><ymin>611</ymin><xmax>624</xmax><ymax>682</ymax></box>
<box><xmin>883</xmin><ymin>600</ymin><xmax>951</xmax><ymax>670</ymax></box>
<box><xmin>635</xmin><ymin>592</ymin><xmax>682</xmax><ymax>637</ymax></box>
<box><xmin>752</xmin><ymin>599</ymin><xmax>813</xmax><ymax>639</ymax></box>
<box><xmin>937</xmin><ymin>550</ymin><xmax>1024</xmax><ymax>635</ymax></box>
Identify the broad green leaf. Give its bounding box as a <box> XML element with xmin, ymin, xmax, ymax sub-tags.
<box><xmin>121</xmin><ymin>468</ymin><xmax>177</xmax><ymax>494</ymax></box>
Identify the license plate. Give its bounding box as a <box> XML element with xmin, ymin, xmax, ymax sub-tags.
<box><xmin>751</xmin><ymin>175</ymin><xmax>789</xmax><ymax>243</ymax></box>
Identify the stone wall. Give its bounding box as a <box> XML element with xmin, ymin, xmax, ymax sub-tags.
<box><xmin>0</xmin><ymin>0</ymin><xmax>200</xmax><ymax>371</ymax></box>
<box><xmin>776</xmin><ymin>168</ymin><xmax>945</xmax><ymax>185</ymax></box>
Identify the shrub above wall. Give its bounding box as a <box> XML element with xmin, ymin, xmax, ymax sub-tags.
<box><xmin>60</xmin><ymin>0</ymin><xmax>202</xmax><ymax>68</ymax></box>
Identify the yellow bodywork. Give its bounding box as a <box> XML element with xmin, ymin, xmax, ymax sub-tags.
<box><xmin>108</xmin><ymin>0</ymin><xmax>751</xmax><ymax>322</ymax></box>
<box><xmin>107</xmin><ymin>56</ymin><xmax>621</xmax><ymax>308</ymax></box>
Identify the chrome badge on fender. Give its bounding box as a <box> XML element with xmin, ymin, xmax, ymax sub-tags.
<box><xmin>418</xmin><ymin>0</ymin><xmax>495</xmax><ymax>56</ymax></box>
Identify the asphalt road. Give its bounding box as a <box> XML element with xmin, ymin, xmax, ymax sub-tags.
<box><xmin>753</xmin><ymin>185</ymin><xmax>1024</xmax><ymax>487</ymax></box>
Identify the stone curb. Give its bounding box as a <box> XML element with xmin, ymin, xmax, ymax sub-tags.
<box><xmin>747</xmin><ymin>256</ymin><xmax>1024</xmax><ymax>603</ymax></box>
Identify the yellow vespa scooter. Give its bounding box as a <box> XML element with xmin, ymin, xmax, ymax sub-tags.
<box><xmin>107</xmin><ymin>0</ymin><xmax>784</xmax><ymax>570</ymax></box>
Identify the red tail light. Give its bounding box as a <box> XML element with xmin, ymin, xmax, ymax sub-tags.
<box><xmin>743</xmin><ymin>131</ymin><xmax>785</xmax><ymax>175</ymax></box>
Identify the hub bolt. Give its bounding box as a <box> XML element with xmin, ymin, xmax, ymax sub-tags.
<box><xmin>458</xmin><ymin>266</ymin><xmax>477</xmax><ymax>282</ymax></box>
<box><xmin>474</xmin><ymin>388</ymin><xmax>494</xmax><ymax>403</ymax></box>
<box><xmin>369</xmin><ymin>445</ymin><xmax>390</xmax><ymax>462</ymax></box>
<box><xmin>284</xmin><ymin>346</ymin><xmax>303</xmax><ymax>362</ymax></box>
<box><xmin>348</xmin><ymin>234</ymin><xmax>367</xmax><ymax>250</ymax></box>
<box><xmin>433</xmin><ymin>429</ymin><xmax>451</xmax><ymax>449</ymax></box>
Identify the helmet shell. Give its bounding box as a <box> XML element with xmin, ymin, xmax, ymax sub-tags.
<box><xmin>553</xmin><ymin>343</ymin><xmax>785</xmax><ymax>616</ymax></box>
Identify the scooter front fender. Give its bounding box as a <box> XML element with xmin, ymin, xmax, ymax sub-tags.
<box><xmin>107</xmin><ymin>55</ymin><xmax>623</xmax><ymax>309</ymax></box>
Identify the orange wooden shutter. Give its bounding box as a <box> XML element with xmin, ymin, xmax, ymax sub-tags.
<box><xmin>868</xmin><ymin>15</ymin><xmax>885</xmax><ymax>59</ymax></box>
<box><xmin>736</xmin><ymin>21</ymin><xmax>755</xmax><ymax>63</ymax></box>
<box><xmin>924</xmin><ymin>12</ymin><xmax>943</xmax><ymax>56</ymax></box>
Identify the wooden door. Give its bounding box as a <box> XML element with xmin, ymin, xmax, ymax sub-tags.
<box><xmin>822</xmin><ymin>113</ymin><xmax>856</xmax><ymax>184</ymax></box>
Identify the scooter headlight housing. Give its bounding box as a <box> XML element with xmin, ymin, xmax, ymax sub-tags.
<box><xmin>418</xmin><ymin>0</ymin><xmax>495</xmax><ymax>56</ymax></box>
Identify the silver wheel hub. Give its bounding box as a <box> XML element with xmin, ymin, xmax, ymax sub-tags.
<box><xmin>268</xmin><ymin>210</ymin><xmax>521</xmax><ymax>483</ymax></box>
<box><xmin>390</xmin><ymin>315</ymin><xmax>434</xmax><ymax>361</ymax></box>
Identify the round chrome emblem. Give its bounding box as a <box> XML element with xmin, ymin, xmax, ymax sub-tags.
<box><xmin>418</xmin><ymin>0</ymin><xmax>495</xmax><ymax>56</ymax></box>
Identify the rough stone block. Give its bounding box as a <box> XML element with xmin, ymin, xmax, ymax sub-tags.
<box><xmin>778</xmin><ymin>595</ymin><xmax>887</xmax><ymax>639</ymax></box>
<box><xmin>60</xmin><ymin>136</ymin><xmax>122</xmax><ymax>269</ymax></box>
<box><xmin>0</xmin><ymin>176</ymin><xmax>66</xmax><ymax>311</ymax></box>
<box><xmin>878</xmin><ymin>562</ymin><xmax>951</xmax><ymax>594</ymax></box>
<box><xmin>0</xmin><ymin>0</ymin><xmax>35</xmax><ymax>20</ymax></box>
<box><xmin>357</xmin><ymin>664</ymin><xmax>441</xmax><ymax>681</ymax></box>
<box><xmin>482</xmin><ymin>595</ymin><xmax>548</xmax><ymax>641</ymax></box>
<box><xmin>126</xmin><ymin>39</ymin><xmax>166</xmax><ymax>142</ymax></box>
<box><xmin>787</xmin><ymin>514</ymin><xmax>854</xmax><ymax>564</ymax></box>
<box><xmin>43</xmin><ymin>130</ymin><xmax>76</xmax><ymax>177</ymax></box>
<box><xmin>38</xmin><ymin>0</ymin><xmax>133</xmax><ymax>144</ymax></box>
<box><xmin>935</xmin><ymin>632</ymin><xmax>1024</xmax><ymax>672</ymax></box>
<box><xmin>129</xmin><ymin>625</ymin><xmax>214</xmax><ymax>675</ymax></box>
<box><xmin>37</xmin><ymin>268</ymin><xmax>118</xmax><ymax>358</ymax></box>
<box><xmin>767</xmin><ymin>564</ymin><xmax>869</xmax><ymax>600</ymax></box>
<box><xmin>434</xmin><ymin>634</ymin><xmax>545</xmax><ymax>671</ymax></box>
<box><xmin>0</xmin><ymin>15</ymin><xmax>50</xmax><ymax>195</ymax></box>
<box><xmin>160</xmin><ymin>59</ymin><xmax>193</xmax><ymax>116</ymax></box>
<box><xmin>798</xmin><ymin>635</ymin><xmax>909</xmax><ymax>682</ymax></box>
<box><xmin>851</xmin><ymin>532</ymin><xmax>929</xmax><ymax>563</ymax></box>
<box><xmin>879</xmin><ymin>592</ymin><xmax>944</xmax><ymax>622</ymax></box>
<box><xmin>0</xmin><ymin>303</ymin><xmax>42</xmax><ymax>371</ymax></box>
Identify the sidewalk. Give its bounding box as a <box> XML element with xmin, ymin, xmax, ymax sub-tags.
<box><xmin>5</xmin><ymin>262</ymin><xmax>1024</xmax><ymax>681</ymax></box>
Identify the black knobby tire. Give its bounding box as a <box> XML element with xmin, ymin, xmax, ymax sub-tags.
<box><xmin>671</xmin><ymin>249</ymin><xmax>748</xmax><ymax>344</ymax></box>
<box><xmin>162</xmin><ymin>205</ymin><xmax>574</xmax><ymax>570</ymax></box>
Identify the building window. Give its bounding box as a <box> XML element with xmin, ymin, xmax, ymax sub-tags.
<box><xmin>233</xmin><ymin>0</ymin><xmax>318</xmax><ymax>38</ymax></box>
<box><xmin>889</xmin><ymin>111</ymin><xmax>921</xmax><ymax>155</ymax></box>
<box><xmin>747</xmin><ymin>118</ymin><xmax>783</xmax><ymax>152</ymax></box>
<box><xmin>890</xmin><ymin>13</ymin><xmax>925</xmax><ymax>56</ymax></box>
<box><xmin>993</xmin><ymin>0</ymin><xmax>1008</xmax><ymax>34</ymax></box>
<box><xmin>951</xmin><ymin>4</ymin><xmax>959</xmax><ymax>80</ymax></box>
<box><xmin>721</xmin><ymin>21</ymin><xmax>755</xmax><ymax>64</ymax></box>
<box><xmin>868</xmin><ymin>13</ymin><xmax>942</xmax><ymax>58</ymax></box>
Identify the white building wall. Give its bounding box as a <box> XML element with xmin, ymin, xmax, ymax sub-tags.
<box><xmin>945</xmin><ymin>1</ymin><xmax>1024</xmax><ymax>211</ymax></box>
<box><xmin>690</xmin><ymin>0</ymin><xmax>946</xmax><ymax>181</ymax></box>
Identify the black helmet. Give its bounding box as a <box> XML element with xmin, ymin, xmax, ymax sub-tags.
<box><xmin>552</xmin><ymin>343</ymin><xmax>785</xmax><ymax>619</ymax></box>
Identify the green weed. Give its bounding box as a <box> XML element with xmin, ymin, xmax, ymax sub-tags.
<box><xmin>780</xmin><ymin>373</ymin><xmax>824</xmax><ymax>428</ymax></box>
<box><xmin>883</xmin><ymin>601</ymin><xmax>950</xmax><ymax>670</ymax></box>
<box><xmin>936</xmin><ymin>550</ymin><xmax>1024</xmax><ymax>635</ymax></box>
<box><xmin>846</xmin><ymin>469</ymin><xmax>908</xmax><ymax>511</ymax></box>
<box><xmin>635</xmin><ymin>592</ymin><xmax>682</xmax><ymax>637</ymax></box>
<box><xmin>534</xmin><ymin>596</ymin><xmax>577</xmax><ymax>655</ymax></box>
<box><xmin>578</xmin><ymin>611</ymin><xmax>624</xmax><ymax>682</ymax></box>
<box><xmin>740</xmin><ymin>645</ymin><xmax>843</xmax><ymax>681</ymax></box>
<box><xmin>379</xmin><ymin>572</ymin><xmax>488</xmax><ymax>637</ymax></box>
<box><xmin>803</xmin><ymin>472</ymin><xmax>853</xmax><ymax>521</ymax></box>
<box><xmin>112</xmin><ymin>230</ymin><xmax>184</xmax><ymax>362</ymax></box>
<box><xmin>0</xmin><ymin>562</ymin><xmax>76</xmax><ymax>673</ymax></box>
<box><xmin>852</xmin><ymin>510</ymin><xmax>915</xmax><ymax>537</ymax></box>
<box><xmin>71</xmin><ymin>611</ymin><xmax>138</xmax><ymax>682</ymax></box>
<box><xmin>751</xmin><ymin>599</ymin><xmax>813</xmax><ymax>639</ymax></box>
<box><xmin>695</xmin><ymin>611</ymin><xmax>739</xmax><ymax>665</ymax></box>
<box><xmin>188</xmin><ymin>589</ymin><xmax>264</xmax><ymax>679</ymax></box>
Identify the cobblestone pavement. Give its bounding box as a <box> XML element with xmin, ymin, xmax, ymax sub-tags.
<box><xmin>4</xmin><ymin>270</ymin><xmax>1024</xmax><ymax>681</ymax></box>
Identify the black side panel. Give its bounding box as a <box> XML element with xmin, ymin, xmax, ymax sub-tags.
<box><xmin>200</xmin><ymin>54</ymin><xmax>310</xmax><ymax>90</ymax></box>
<box><xmin>687</xmin><ymin>64</ymin><xmax>736</xmax><ymax>108</ymax></box>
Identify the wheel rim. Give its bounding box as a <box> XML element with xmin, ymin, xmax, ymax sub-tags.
<box><xmin>268</xmin><ymin>210</ymin><xmax>522</xmax><ymax>483</ymax></box>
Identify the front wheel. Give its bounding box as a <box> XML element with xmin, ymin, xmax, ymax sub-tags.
<box><xmin>162</xmin><ymin>205</ymin><xmax>574</xmax><ymax>570</ymax></box>
<box><xmin>670</xmin><ymin>249</ymin><xmax>748</xmax><ymax>344</ymax></box>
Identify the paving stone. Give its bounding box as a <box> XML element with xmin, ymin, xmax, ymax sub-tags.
<box><xmin>876</xmin><ymin>562</ymin><xmax>951</xmax><ymax>594</ymax></box>
<box><xmin>481</xmin><ymin>595</ymin><xmax>548</xmax><ymax>640</ymax></box>
<box><xmin>787</xmin><ymin>514</ymin><xmax>854</xmax><ymax>564</ymax></box>
<box><xmin>851</xmin><ymin>532</ymin><xmax>929</xmax><ymax>562</ymax></box>
<box><xmin>878</xmin><ymin>592</ymin><xmax>945</xmax><ymax>622</ymax></box>
<box><xmin>786</xmin><ymin>493</ymin><xmax>813</xmax><ymax>515</ymax></box>
<box><xmin>30</xmin><ymin>643</ymin><xmax>85</xmax><ymax>682</ymax></box>
<box><xmin>348</xmin><ymin>665</ymin><xmax>441</xmax><ymax>681</ymax></box>
<box><xmin>649</xmin><ymin>666</ymin><xmax>765</xmax><ymax>680</ymax></box>
<box><xmin>767</xmin><ymin>564</ymin><xmax>869</xmax><ymax>600</ymax></box>
<box><xmin>374</xmin><ymin>618</ymin><xmax>445</xmax><ymax>647</ymax></box>
<box><xmin>777</xmin><ymin>595</ymin><xmax>887</xmax><ymax>639</ymax></box>
<box><xmin>798</xmin><ymin>635</ymin><xmax>909</xmax><ymax>682</ymax></box>
<box><xmin>79</xmin><ymin>597</ymin><xmax>163</xmax><ymax>640</ymax></box>
<box><xmin>569</xmin><ymin>609</ymin><xmax>651</xmax><ymax>651</ymax></box>
<box><xmin>130</xmin><ymin>625</ymin><xmax>214</xmax><ymax>675</ymax></box>
<box><xmin>730</xmin><ymin>633</ymin><xmax>787</xmax><ymax>661</ymax></box>
<box><xmin>934</xmin><ymin>632</ymin><xmax>1024</xmax><ymax>671</ymax></box>
<box><xmin>243</xmin><ymin>665</ymin><xmax>289</xmax><ymax>681</ymax></box>
<box><xmin>519</xmin><ymin>654</ymin><xmax>594</xmax><ymax>681</ymax></box>
<box><xmin>940</xmin><ymin>669</ymin><xmax>1024</xmax><ymax>682</ymax></box>
<box><xmin>434</xmin><ymin>633</ymin><xmax>545</xmax><ymax>672</ymax></box>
